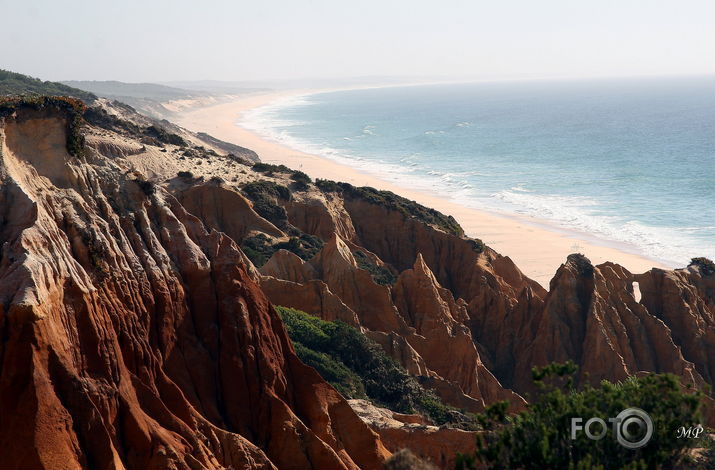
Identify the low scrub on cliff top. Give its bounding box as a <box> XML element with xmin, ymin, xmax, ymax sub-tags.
<box><xmin>241</xmin><ymin>180</ymin><xmax>291</xmax><ymax>227</ymax></box>
<box><xmin>143</xmin><ymin>124</ymin><xmax>188</xmax><ymax>147</ymax></box>
<box><xmin>315</xmin><ymin>179</ymin><xmax>465</xmax><ymax>237</ymax></box>
<box><xmin>689</xmin><ymin>257</ymin><xmax>715</xmax><ymax>276</ymax></box>
<box><xmin>354</xmin><ymin>250</ymin><xmax>396</xmax><ymax>285</ymax></box>
<box><xmin>0</xmin><ymin>69</ymin><xmax>97</xmax><ymax>103</ymax></box>
<box><xmin>0</xmin><ymin>96</ymin><xmax>87</xmax><ymax>157</ymax></box>
<box><xmin>241</xmin><ymin>233</ymin><xmax>323</xmax><ymax>267</ymax></box>
<box><xmin>278</xmin><ymin>307</ymin><xmax>477</xmax><ymax>429</ymax></box>
<box><xmin>457</xmin><ymin>362</ymin><xmax>710</xmax><ymax>470</ymax></box>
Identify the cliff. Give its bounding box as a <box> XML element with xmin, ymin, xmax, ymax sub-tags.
<box><xmin>0</xmin><ymin>100</ymin><xmax>388</xmax><ymax>469</ymax></box>
<box><xmin>0</xmin><ymin>96</ymin><xmax>713</xmax><ymax>469</ymax></box>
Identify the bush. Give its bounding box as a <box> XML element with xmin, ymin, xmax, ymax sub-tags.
<box><xmin>290</xmin><ymin>170</ymin><xmax>312</xmax><ymax>191</ymax></box>
<box><xmin>241</xmin><ymin>181</ymin><xmax>291</xmax><ymax>227</ymax></box>
<box><xmin>84</xmin><ymin>106</ymin><xmax>142</xmax><ymax>135</ymax></box>
<box><xmin>278</xmin><ymin>307</ymin><xmax>476</xmax><ymax>428</ymax></box>
<box><xmin>568</xmin><ymin>253</ymin><xmax>595</xmax><ymax>277</ymax></box>
<box><xmin>457</xmin><ymin>362</ymin><xmax>708</xmax><ymax>470</ymax></box>
<box><xmin>177</xmin><ymin>170</ymin><xmax>194</xmax><ymax>179</ymax></box>
<box><xmin>291</xmin><ymin>180</ymin><xmax>310</xmax><ymax>191</ymax></box>
<box><xmin>293</xmin><ymin>342</ymin><xmax>366</xmax><ymax>398</ymax></box>
<box><xmin>689</xmin><ymin>257</ymin><xmax>715</xmax><ymax>276</ymax></box>
<box><xmin>467</xmin><ymin>238</ymin><xmax>485</xmax><ymax>254</ymax></box>
<box><xmin>0</xmin><ymin>96</ymin><xmax>87</xmax><ymax>157</ymax></box>
<box><xmin>291</xmin><ymin>170</ymin><xmax>312</xmax><ymax>184</ymax></box>
<box><xmin>315</xmin><ymin>178</ymin><xmax>342</xmax><ymax>193</ymax></box>
<box><xmin>135</xmin><ymin>178</ymin><xmax>156</xmax><ymax>196</ymax></box>
<box><xmin>143</xmin><ymin>125</ymin><xmax>187</xmax><ymax>147</ymax></box>
<box><xmin>252</xmin><ymin>162</ymin><xmax>292</xmax><ymax>174</ymax></box>
<box><xmin>354</xmin><ymin>250</ymin><xmax>396</xmax><ymax>285</ymax></box>
<box><xmin>385</xmin><ymin>449</ymin><xmax>437</xmax><ymax>470</ymax></box>
<box><xmin>240</xmin><ymin>233</ymin><xmax>323</xmax><ymax>267</ymax></box>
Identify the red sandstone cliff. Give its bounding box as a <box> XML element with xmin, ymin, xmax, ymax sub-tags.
<box><xmin>0</xmin><ymin>103</ymin><xmax>389</xmax><ymax>469</ymax></box>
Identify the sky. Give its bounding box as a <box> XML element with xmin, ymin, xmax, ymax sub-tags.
<box><xmin>3</xmin><ymin>0</ymin><xmax>715</xmax><ymax>84</ymax></box>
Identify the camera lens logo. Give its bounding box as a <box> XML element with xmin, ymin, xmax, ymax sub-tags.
<box><xmin>571</xmin><ymin>408</ymin><xmax>653</xmax><ymax>449</ymax></box>
<box><xmin>613</xmin><ymin>408</ymin><xmax>653</xmax><ymax>449</ymax></box>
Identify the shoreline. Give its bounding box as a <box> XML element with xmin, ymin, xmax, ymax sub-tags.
<box><xmin>172</xmin><ymin>90</ymin><xmax>671</xmax><ymax>288</ymax></box>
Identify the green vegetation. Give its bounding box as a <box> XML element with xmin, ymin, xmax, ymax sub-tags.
<box><xmin>457</xmin><ymin>361</ymin><xmax>710</xmax><ymax>470</ymax></box>
<box><xmin>689</xmin><ymin>257</ymin><xmax>715</xmax><ymax>276</ymax></box>
<box><xmin>240</xmin><ymin>233</ymin><xmax>323</xmax><ymax>267</ymax></box>
<box><xmin>226</xmin><ymin>152</ymin><xmax>252</xmax><ymax>166</ymax></box>
<box><xmin>252</xmin><ymin>162</ymin><xmax>292</xmax><ymax>174</ymax></box>
<box><xmin>0</xmin><ymin>69</ymin><xmax>96</xmax><ymax>102</ymax></box>
<box><xmin>278</xmin><ymin>307</ymin><xmax>477</xmax><ymax>428</ymax></box>
<box><xmin>252</xmin><ymin>163</ymin><xmax>312</xmax><ymax>190</ymax></box>
<box><xmin>241</xmin><ymin>180</ymin><xmax>291</xmax><ymax>227</ymax></box>
<box><xmin>0</xmin><ymin>96</ymin><xmax>87</xmax><ymax>157</ymax></box>
<box><xmin>354</xmin><ymin>250</ymin><xmax>396</xmax><ymax>285</ymax></box>
<box><xmin>291</xmin><ymin>170</ymin><xmax>312</xmax><ymax>184</ymax></box>
<box><xmin>384</xmin><ymin>449</ymin><xmax>437</xmax><ymax>470</ymax></box>
<box><xmin>84</xmin><ymin>106</ymin><xmax>142</xmax><ymax>135</ymax></box>
<box><xmin>135</xmin><ymin>178</ymin><xmax>156</xmax><ymax>196</ymax></box>
<box><xmin>568</xmin><ymin>253</ymin><xmax>595</xmax><ymax>277</ymax></box>
<box><xmin>467</xmin><ymin>238</ymin><xmax>485</xmax><ymax>254</ymax></box>
<box><xmin>144</xmin><ymin>125</ymin><xmax>188</xmax><ymax>147</ymax></box>
<box><xmin>290</xmin><ymin>170</ymin><xmax>312</xmax><ymax>191</ymax></box>
<box><xmin>315</xmin><ymin>179</ymin><xmax>465</xmax><ymax>237</ymax></box>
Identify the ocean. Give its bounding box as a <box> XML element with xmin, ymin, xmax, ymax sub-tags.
<box><xmin>240</xmin><ymin>77</ymin><xmax>715</xmax><ymax>266</ymax></box>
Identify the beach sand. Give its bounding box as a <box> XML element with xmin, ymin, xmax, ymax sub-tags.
<box><xmin>172</xmin><ymin>91</ymin><xmax>670</xmax><ymax>288</ymax></box>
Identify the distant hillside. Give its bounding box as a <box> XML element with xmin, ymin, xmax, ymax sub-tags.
<box><xmin>62</xmin><ymin>80</ymin><xmax>223</xmax><ymax>119</ymax></box>
<box><xmin>0</xmin><ymin>69</ymin><xmax>96</xmax><ymax>102</ymax></box>
<box><xmin>61</xmin><ymin>80</ymin><xmax>210</xmax><ymax>101</ymax></box>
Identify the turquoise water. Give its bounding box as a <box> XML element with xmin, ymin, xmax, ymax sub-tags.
<box><xmin>241</xmin><ymin>78</ymin><xmax>715</xmax><ymax>265</ymax></box>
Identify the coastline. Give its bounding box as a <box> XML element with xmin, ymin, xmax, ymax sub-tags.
<box><xmin>172</xmin><ymin>90</ymin><xmax>670</xmax><ymax>288</ymax></box>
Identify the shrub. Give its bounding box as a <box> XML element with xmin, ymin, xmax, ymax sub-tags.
<box><xmin>243</xmin><ymin>180</ymin><xmax>291</xmax><ymax>201</ymax></box>
<box><xmin>226</xmin><ymin>153</ymin><xmax>251</xmax><ymax>165</ymax></box>
<box><xmin>354</xmin><ymin>250</ymin><xmax>396</xmax><ymax>285</ymax></box>
<box><xmin>567</xmin><ymin>253</ymin><xmax>595</xmax><ymax>277</ymax></box>
<box><xmin>0</xmin><ymin>96</ymin><xmax>87</xmax><ymax>157</ymax></box>
<box><xmin>143</xmin><ymin>125</ymin><xmax>187</xmax><ymax>147</ymax></box>
<box><xmin>293</xmin><ymin>342</ymin><xmax>366</xmax><ymax>398</ymax></box>
<box><xmin>240</xmin><ymin>233</ymin><xmax>323</xmax><ymax>267</ymax></box>
<box><xmin>291</xmin><ymin>180</ymin><xmax>310</xmax><ymax>191</ymax></box>
<box><xmin>135</xmin><ymin>178</ymin><xmax>156</xmax><ymax>196</ymax></box>
<box><xmin>177</xmin><ymin>170</ymin><xmax>194</xmax><ymax>179</ymax></box>
<box><xmin>84</xmin><ymin>106</ymin><xmax>141</xmax><ymax>135</ymax></box>
<box><xmin>689</xmin><ymin>257</ymin><xmax>715</xmax><ymax>276</ymax></box>
<box><xmin>457</xmin><ymin>362</ymin><xmax>707</xmax><ymax>470</ymax></box>
<box><xmin>252</xmin><ymin>162</ymin><xmax>292</xmax><ymax>174</ymax></box>
<box><xmin>278</xmin><ymin>307</ymin><xmax>476</xmax><ymax>428</ymax></box>
<box><xmin>384</xmin><ymin>449</ymin><xmax>437</xmax><ymax>470</ymax></box>
<box><xmin>290</xmin><ymin>170</ymin><xmax>312</xmax><ymax>191</ymax></box>
<box><xmin>240</xmin><ymin>234</ymin><xmax>273</xmax><ymax>267</ymax></box>
<box><xmin>467</xmin><ymin>238</ymin><xmax>485</xmax><ymax>254</ymax></box>
<box><xmin>291</xmin><ymin>170</ymin><xmax>312</xmax><ymax>184</ymax></box>
<box><xmin>241</xmin><ymin>181</ymin><xmax>291</xmax><ymax>227</ymax></box>
<box><xmin>315</xmin><ymin>178</ymin><xmax>343</xmax><ymax>193</ymax></box>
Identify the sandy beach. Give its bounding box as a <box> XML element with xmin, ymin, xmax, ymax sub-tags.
<box><xmin>172</xmin><ymin>90</ymin><xmax>670</xmax><ymax>288</ymax></box>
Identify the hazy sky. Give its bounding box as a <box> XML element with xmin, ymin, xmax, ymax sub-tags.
<box><xmin>3</xmin><ymin>0</ymin><xmax>715</xmax><ymax>83</ymax></box>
